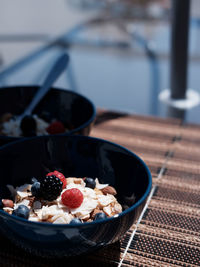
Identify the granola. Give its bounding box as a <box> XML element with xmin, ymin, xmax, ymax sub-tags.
<box><xmin>1</xmin><ymin>173</ymin><xmax>122</xmax><ymax>224</ymax></box>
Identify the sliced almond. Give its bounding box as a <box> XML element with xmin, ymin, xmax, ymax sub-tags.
<box><xmin>29</xmin><ymin>216</ymin><xmax>40</xmax><ymax>222</ymax></box>
<box><xmin>97</xmin><ymin>194</ymin><xmax>116</xmax><ymax>208</ymax></box>
<box><xmin>66</xmin><ymin>177</ymin><xmax>81</xmax><ymax>184</ymax></box>
<box><xmin>81</xmin><ymin>214</ymin><xmax>90</xmax><ymax>221</ymax></box>
<box><xmin>3</xmin><ymin>207</ymin><xmax>13</xmax><ymax>214</ymax></box>
<box><xmin>113</xmin><ymin>203</ymin><xmax>122</xmax><ymax>214</ymax></box>
<box><xmin>73</xmin><ymin>178</ymin><xmax>84</xmax><ymax>185</ymax></box>
<box><xmin>52</xmin><ymin>216</ymin><xmax>67</xmax><ymax>224</ymax></box>
<box><xmin>103</xmin><ymin>206</ymin><xmax>112</xmax><ymax>216</ymax></box>
<box><xmin>94</xmin><ymin>188</ymin><xmax>103</xmax><ymax>195</ymax></box>
<box><xmin>66</xmin><ymin>178</ymin><xmax>75</xmax><ymax>184</ymax></box>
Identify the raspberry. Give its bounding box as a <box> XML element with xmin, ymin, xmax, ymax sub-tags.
<box><xmin>47</xmin><ymin>170</ymin><xmax>66</xmax><ymax>189</ymax></box>
<box><xmin>61</xmin><ymin>188</ymin><xmax>83</xmax><ymax>209</ymax></box>
<box><xmin>46</xmin><ymin>121</ymin><xmax>65</xmax><ymax>134</ymax></box>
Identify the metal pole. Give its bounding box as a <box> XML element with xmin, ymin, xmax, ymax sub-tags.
<box><xmin>167</xmin><ymin>106</ymin><xmax>185</xmax><ymax>121</ymax></box>
<box><xmin>170</xmin><ymin>0</ymin><xmax>190</xmax><ymax>99</ymax></box>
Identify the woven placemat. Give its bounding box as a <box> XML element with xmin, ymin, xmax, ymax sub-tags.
<box><xmin>0</xmin><ymin>110</ymin><xmax>199</xmax><ymax>267</ymax></box>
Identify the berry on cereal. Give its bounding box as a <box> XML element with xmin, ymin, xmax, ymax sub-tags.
<box><xmin>69</xmin><ymin>218</ymin><xmax>82</xmax><ymax>224</ymax></box>
<box><xmin>31</xmin><ymin>182</ymin><xmax>41</xmax><ymax>198</ymax></box>
<box><xmin>85</xmin><ymin>177</ymin><xmax>96</xmax><ymax>189</ymax></box>
<box><xmin>4</xmin><ymin>176</ymin><xmax>122</xmax><ymax>224</ymax></box>
<box><xmin>61</xmin><ymin>188</ymin><xmax>83</xmax><ymax>209</ymax></box>
<box><xmin>94</xmin><ymin>212</ymin><xmax>107</xmax><ymax>221</ymax></box>
<box><xmin>20</xmin><ymin>115</ymin><xmax>37</xmax><ymax>137</ymax></box>
<box><xmin>40</xmin><ymin>175</ymin><xmax>63</xmax><ymax>201</ymax></box>
<box><xmin>47</xmin><ymin>170</ymin><xmax>66</xmax><ymax>189</ymax></box>
<box><xmin>31</xmin><ymin>177</ymin><xmax>38</xmax><ymax>184</ymax></box>
<box><xmin>46</xmin><ymin>121</ymin><xmax>65</xmax><ymax>134</ymax></box>
<box><xmin>13</xmin><ymin>205</ymin><xmax>30</xmax><ymax>219</ymax></box>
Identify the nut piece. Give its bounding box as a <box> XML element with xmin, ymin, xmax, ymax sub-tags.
<box><xmin>67</xmin><ymin>177</ymin><xmax>83</xmax><ymax>184</ymax></box>
<box><xmin>24</xmin><ymin>196</ymin><xmax>35</xmax><ymax>207</ymax></box>
<box><xmin>81</xmin><ymin>214</ymin><xmax>90</xmax><ymax>221</ymax></box>
<box><xmin>90</xmin><ymin>208</ymin><xmax>102</xmax><ymax>219</ymax></box>
<box><xmin>73</xmin><ymin>178</ymin><xmax>83</xmax><ymax>185</ymax></box>
<box><xmin>2</xmin><ymin>199</ymin><xmax>14</xmax><ymax>208</ymax></box>
<box><xmin>3</xmin><ymin>207</ymin><xmax>13</xmax><ymax>214</ymax></box>
<box><xmin>113</xmin><ymin>203</ymin><xmax>122</xmax><ymax>213</ymax></box>
<box><xmin>101</xmin><ymin>186</ymin><xmax>117</xmax><ymax>196</ymax></box>
<box><xmin>103</xmin><ymin>206</ymin><xmax>112</xmax><ymax>216</ymax></box>
<box><xmin>94</xmin><ymin>188</ymin><xmax>103</xmax><ymax>195</ymax></box>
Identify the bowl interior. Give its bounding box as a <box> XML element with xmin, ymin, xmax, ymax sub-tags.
<box><xmin>0</xmin><ymin>86</ymin><xmax>95</xmax><ymax>133</ymax></box>
<box><xmin>0</xmin><ymin>135</ymin><xmax>151</xmax><ymax>208</ymax></box>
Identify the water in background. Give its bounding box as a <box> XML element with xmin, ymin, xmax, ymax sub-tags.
<box><xmin>0</xmin><ymin>0</ymin><xmax>200</xmax><ymax>123</ymax></box>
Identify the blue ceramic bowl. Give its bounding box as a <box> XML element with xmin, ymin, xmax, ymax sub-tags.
<box><xmin>0</xmin><ymin>86</ymin><xmax>96</xmax><ymax>146</ymax></box>
<box><xmin>0</xmin><ymin>135</ymin><xmax>152</xmax><ymax>257</ymax></box>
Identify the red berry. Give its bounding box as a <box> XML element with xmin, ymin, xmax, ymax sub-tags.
<box><xmin>61</xmin><ymin>188</ymin><xmax>83</xmax><ymax>209</ymax></box>
<box><xmin>46</xmin><ymin>121</ymin><xmax>65</xmax><ymax>134</ymax></box>
<box><xmin>47</xmin><ymin>170</ymin><xmax>66</xmax><ymax>189</ymax></box>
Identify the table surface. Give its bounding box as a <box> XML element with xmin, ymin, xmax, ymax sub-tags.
<box><xmin>0</xmin><ymin>110</ymin><xmax>199</xmax><ymax>266</ymax></box>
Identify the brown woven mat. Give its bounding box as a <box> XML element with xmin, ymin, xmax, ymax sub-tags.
<box><xmin>0</xmin><ymin>110</ymin><xmax>200</xmax><ymax>267</ymax></box>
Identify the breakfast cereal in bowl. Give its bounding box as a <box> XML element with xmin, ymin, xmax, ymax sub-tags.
<box><xmin>1</xmin><ymin>171</ymin><xmax>122</xmax><ymax>224</ymax></box>
<box><xmin>0</xmin><ymin>113</ymin><xmax>67</xmax><ymax>137</ymax></box>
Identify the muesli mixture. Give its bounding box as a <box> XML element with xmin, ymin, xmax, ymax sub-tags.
<box><xmin>0</xmin><ymin>171</ymin><xmax>122</xmax><ymax>224</ymax></box>
<box><xmin>0</xmin><ymin>113</ymin><xmax>68</xmax><ymax>137</ymax></box>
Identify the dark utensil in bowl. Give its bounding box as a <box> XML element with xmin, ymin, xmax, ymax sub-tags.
<box><xmin>0</xmin><ymin>86</ymin><xmax>96</xmax><ymax>146</ymax></box>
<box><xmin>17</xmin><ymin>53</ymin><xmax>69</xmax><ymax>121</ymax></box>
<box><xmin>0</xmin><ymin>135</ymin><xmax>152</xmax><ymax>257</ymax></box>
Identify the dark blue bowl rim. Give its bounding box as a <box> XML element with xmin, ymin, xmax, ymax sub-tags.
<box><xmin>0</xmin><ymin>85</ymin><xmax>96</xmax><ymax>139</ymax></box>
<box><xmin>0</xmin><ymin>134</ymin><xmax>152</xmax><ymax>228</ymax></box>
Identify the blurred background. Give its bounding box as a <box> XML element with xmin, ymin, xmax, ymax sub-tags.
<box><xmin>0</xmin><ymin>0</ymin><xmax>200</xmax><ymax>123</ymax></box>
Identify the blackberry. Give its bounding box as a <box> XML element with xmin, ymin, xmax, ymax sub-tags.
<box><xmin>40</xmin><ymin>175</ymin><xmax>63</xmax><ymax>201</ymax></box>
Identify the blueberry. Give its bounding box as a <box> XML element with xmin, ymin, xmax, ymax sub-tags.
<box><xmin>31</xmin><ymin>182</ymin><xmax>41</xmax><ymax>197</ymax></box>
<box><xmin>31</xmin><ymin>177</ymin><xmax>38</xmax><ymax>184</ymax></box>
<box><xmin>13</xmin><ymin>205</ymin><xmax>30</xmax><ymax>219</ymax></box>
<box><xmin>20</xmin><ymin>115</ymin><xmax>36</xmax><ymax>137</ymax></box>
<box><xmin>94</xmin><ymin>212</ymin><xmax>107</xmax><ymax>221</ymax></box>
<box><xmin>85</xmin><ymin>177</ymin><xmax>96</xmax><ymax>189</ymax></box>
<box><xmin>69</xmin><ymin>218</ymin><xmax>82</xmax><ymax>224</ymax></box>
